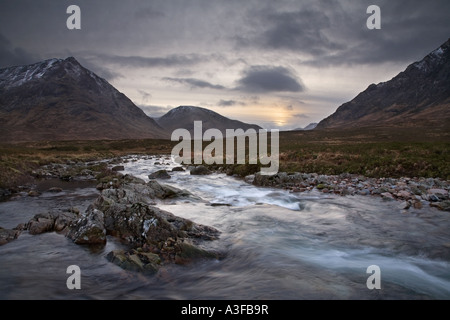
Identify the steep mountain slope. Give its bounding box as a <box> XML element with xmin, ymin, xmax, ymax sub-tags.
<box><xmin>317</xmin><ymin>39</ymin><xmax>450</xmax><ymax>129</ymax></box>
<box><xmin>0</xmin><ymin>57</ymin><xmax>167</xmax><ymax>141</ymax></box>
<box><xmin>156</xmin><ymin>106</ymin><xmax>262</xmax><ymax>135</ymax></box>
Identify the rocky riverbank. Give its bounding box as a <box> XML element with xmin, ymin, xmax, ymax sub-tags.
<box><xmin>244</xmin><ymin>172</ymin><xmax>450</xmax><ymax>212</ymax></box>
<box><xmin>0</xmin><ymin>158</ymin><xmax>222</xmax><ymax>274</ymax></box>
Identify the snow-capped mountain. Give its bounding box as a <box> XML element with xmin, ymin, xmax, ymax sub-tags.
<box><xmin>317</xmin><ymin>38</ymin><xmax>450</xmax><ymax>129</ymax></box>
<box><xmin>156</xmin><ymin>106</ymin><xmax>262</xmax><ymax>135</ymax></box>
<box><xmin>0</xmin><ymin>57</ymin><xmax>167</xmax><ymax>141</ymax></box>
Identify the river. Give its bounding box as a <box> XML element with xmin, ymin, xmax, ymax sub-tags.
<box><xmin>0</xmin><ymin>156</ymin><xmax>449</xmax><ymax>299</ymax></box>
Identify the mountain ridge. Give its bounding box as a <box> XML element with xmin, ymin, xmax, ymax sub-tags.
<box><xmin>0</xmin><ymin>57</ymin><xmax>168</xmax><ymax>142</ymax></box>
<box><xmin>316</xmin><ymin>38</ymin><xmax>450</xmax><ymax>129</ymax></box>
<box><xmin>156</xmin><ymin>105</ymin><xmax>262</xmax><ymax>135</ymax></box>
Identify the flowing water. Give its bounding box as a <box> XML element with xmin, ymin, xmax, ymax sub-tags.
<box><xmin>0</xmin><ymin>156</ymin><xmax>449</xmax><ymax>300</ymax></box>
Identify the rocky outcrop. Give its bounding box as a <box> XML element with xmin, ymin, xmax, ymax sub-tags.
<box><xmin>67</xmin><ymin>207</ymin><xmax>107</xmax><ymax>245</ymax></box>
<box><xmin>91</xmin><ymin>177</ymin><xmax>221</xmax><ymax>272</ymax></box>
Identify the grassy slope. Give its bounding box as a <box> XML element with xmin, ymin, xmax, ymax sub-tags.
<box><xmin>0</xmin><ymin>126</ymin><xmax>449</xmax><ymax>189</ymax></box>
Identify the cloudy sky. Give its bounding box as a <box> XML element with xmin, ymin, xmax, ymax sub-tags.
<box><xmin>1</xmin><ymin>0</ymin><xmax>449</xmax><ymax>130</ymax></box>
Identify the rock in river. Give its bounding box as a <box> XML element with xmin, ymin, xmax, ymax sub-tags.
<box><xmin>67</xmin><ymin>207</ymin><xmax>107</xmax><ymax>245</ymax></box>
<box><xmin>190</xmin><ymin>165</ymin><xmax>211</xmax><ymax>176</ymax></box>
<box><xmin>148</xmin><ymin>170</ymin><xmax>171</xmax><ymax>180</ymax></box>
<box><xmin>27</xmin><ymin>213</ymin><xmax>55</xmax><ymax>235</ymax></box>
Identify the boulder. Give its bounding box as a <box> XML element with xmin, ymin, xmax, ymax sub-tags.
<box><xmin>47</xmin><ymin>187</ymin><xmax>63</xmax><ymax>193</ymax></box>
<box><xmin>54</xmin><ymin>211</ymin><xmax>79</xmax><ymax>234</ymax></box>
<box><xmin>0</xmin><ymin>227</ymin><xmax>20</xmax><ymax>246</ymax></box>
<box><xmin>147</xmin><ymin>180</ymin><xmax>192</xmax><ymax>199</ymax></box>
<box><xmin>111</xmin><ymin>165</ymin><xmax>125</xmax><ymax>172</ymax></box>
<box><xmin>190</xmin><ymin>165</ymin><xmax>212</xmax><ymax>176</ymax></box>
<box><xmin>381</xmin><ymin>192</ymin><xmax>395</xmax><ymax>201</ymax></box>
<box><xmin>148</xmin><ymin>170</ymin><xmax>171</xmax><ymax>180</ymax></box>
<box><xmin>67</xmin><ymin>207</ymin><xmax>106</xmax><ymax>245</ymax></box>
<box><xmin>27</xmin><ymin>213</ymin><xmax>55</xmax><ymax>235</ymax></box>
<box><xmin>171</xmin><ymin>167</ymin><xmax>185</xmax><ymax>172</ymax></box>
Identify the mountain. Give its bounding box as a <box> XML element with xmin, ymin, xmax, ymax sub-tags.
<box><xmin>317</xmin><ymin>39</ymin><xmax>450</xmax><ymax>129</ymax></box>
<box><xmin>156</xmin><ymin>106</ymin><xmax>262</xmax><ymax>135</ymax></box>
<box><xmin>292</xmin><ymin>123</ymin><xmax>318</xmax><ymax>131</ymax></box>
<box><xmin>0</xmin><ymin>57</ymin><xmax>167</xmax><ymax>142</ymax></box>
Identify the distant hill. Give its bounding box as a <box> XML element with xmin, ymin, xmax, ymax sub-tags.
<box><xmin>156</xmin><ymin>106</ymin><xmax>262</xmax><ymax>135</ymax></box>
<box><xmin>317</xmin><ymin>38</ymin><xmax>450</xmax><ymax>129</ymax></box>
<box><xmin>292</xmin><ymin>123</ymin><xmax>318</xmax><ymax>131</ymax></box>
<box><xmin>0</xmin><ymin>57</ymin><xmax>167</xmax><ymax>142</ymax></box>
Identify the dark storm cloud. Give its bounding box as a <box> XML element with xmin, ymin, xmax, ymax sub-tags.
<box><xmin>0</xmin><ymin>34</ymin><xmax>39</xmax><ymax>68</ymax></box>
<box><xmin>258</xmin><ymin>9</ymin><xmax>342</xmax><ymax>55</ymax></box>
<box><xmin>217</xmin><ymin>99</ymin><xmax>246</xmax><ymax>107</ymax></box>
<box><xmin>95</xmin><ymin>53</ymin><xmax>208</xmax><ymax>68</ymax></box>
<box><xmin>236</xmin><ymin>66</ymin><xmax>304</xmax><ymax>93</ymax></box>
<box><xmin>163</xmin><ymin>77</ymin><xmax>226</xmax><ymax>90</ymax></box>
<box><xmin>237</xmin><ymin>0</ymin><xmax>450</xmax><ymax>66</ymax></box>
<box><xmin>301</xmin><ymin>0</ymin><xmax>450</xmax><ymax>66</ymax></box>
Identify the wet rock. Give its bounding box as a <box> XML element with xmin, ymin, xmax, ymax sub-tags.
<box><xmin>190</xmin><ymin>165</ymin><xmax>212</xmax><ymax>176</ymax></box>
<box><xmin>122</xmin><ymin>175</ymin><xmax>146</xmax><ymax>185</ymax></box>
<box><xmin>67</xmin><ymin>207</ymin><xmax>106</xmax><ymax>245</ymax></box>
<box><xmin>27</xmin><ymin>213</ymin><xmax>55</xmax><ymax>235</ymax></box>
<box><xmin>429</xmin><ymin>194</ymin><xmax>441</xmax><ymax>202</ymax></box>
<box><xmin>428</xmin><ymin>189</ymin><xmax>448</xmax><ymax>196</ymax></box>
<box><xmin>0</xmin><ymin>227</ymin><xmax>20</xmax><ymax>245</ymax></box>
<box><xmin>54</xmin><ymin>211</ymin><xmax>79</xmax><ymax>234</ymax></box>
<box><xmin>107</xmin><ymin>249</ymin><xmax>161</xmax><ymax>274</ymax></box>
<box><xmin>174</xmin><ymin>242</ymin><xmax>218</xmax><ymax>265</ymax></box>
<box><xmin>112</xmin><ymin>165</ymin><xmax>125</xmax><ymax>172</ymax></box>
<box><xmin>47</xmin><ymin>187</ymin><xmax>63</xmax><ymax>193</ymax></box>
<box><xmin>400</xmin><ymin>201</ymin><xmax>411</xmax><ymax>210</ymax></box>
<box><xmin>397</xmin><ymin>190</ymin><xmax>412</xmax><ymax>200</ymax></box>
<box><xmin>96</xmin><ymin>187</ymin><xmax>219</xmax><ymax>246</ymax></box>
<box><xmin>147</xmin><ymin>180</ymin><xmax>192</xmax><ymax>200</ymax></box>
<box><xmin>430</xmin><ymin>200</ymin><xmax>450</xmax><ymax>212</ymax></box>
<box><xmin>149</xmin><ymin>170</ymin><xmax>171</xmax><ymax>180</ymax></box>
<box><xmin>381</xmin><ymin>192</ymin><xmax>395</xmax><ymax>201</ymax></box>
<box><xmin>358</xmin><ymin>189</ymin><xmax>370</xmax><ymax>196</ymax></box>
<box><xmin>171</xmin><ymin>167</ymin><xmax>185</xmax><ymax>172</ymax></box>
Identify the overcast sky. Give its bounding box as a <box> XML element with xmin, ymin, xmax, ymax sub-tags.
<box><xmin>1</xmin><ymin>0</ymin><xmax>449</xmax><ymax>129</ymax></box>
